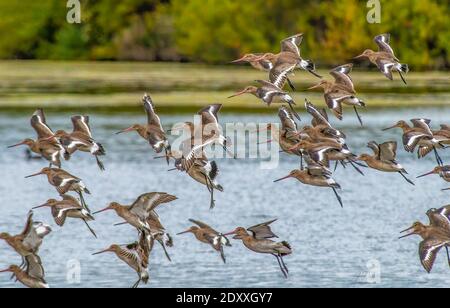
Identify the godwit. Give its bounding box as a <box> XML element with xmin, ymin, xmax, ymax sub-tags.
<box><xmin>0</xmin><ymin>255</ymin><xmax>49</xmax><ymax>288</ymax></box>
<box><xmin>93</xmin><ymin>233</ymin><xmax>150</xmax><ymax>288</ymax></box>
<box><xmin>358</xmin><ymin>141</ymin><xmax>415</xmax><ymax>185</ymax></box>
<box><xmin>308</xmin><ymin>64</ymin><xmax>365</xmax><ymax>125</ymax></box>
<box><xmin>49</xmin><ymin>116</ymin><xmax>106</xmax><ymax>171</ymax></box>
<box><xmin>230</xmin><ymin>54</ymin><xmax>296</xmax><ymax>90</ymax></box>
<box><xmin>305</xmin><ymin>100</ymin><xmax>347</xmax><ymax>143</ymax></box>
<box><xmin>228</xmin><ymin>80</ymin><xmax>300</xmax><ymax>120</ymax></box>
<box><xmin>144</xmin><ymin>212</ymin><xmax>174</xmax><ymax>262</ymax></box>
<box><xmin>256</xmin><ymin>33</ymin><xmax>321</xmax><ymax>80</ymax></box>
<box><xmin>177</xmin><ymin>219</ymin><xmax>231</xmax><ymax>263</ymax></box>
<box><xmin>417</xmin><ymin>165</ymin><xmax>450</xmax><ymax>191</ymax></box>
<box><xmin>354</xmin><ymin>34</ymin><xmax>409</xmax><ymax>84</ymax></box>
<box><xmin>274</xmin><ymin>157</ymin><xmax>343</xmax><ymax>207</ymax></box>
<box><xmin>224</xmin><ymin>219</ymin><xmax>292</xmax><ymax>278</ymax></box>
<box><xmin>173</xmin><ymin>104</ymin><xmax>234</xmax><ymax>172</ymax></box>
<box><xmin>173</xmin><ymin>158</ymin><xmax>223</xmax><ymax>209</ymax></box>
<box><xmin>8</xmin><ymin>109</ymin><xmax>65</xmax><ymax>168</ymax></box>
<box><xmin>0</xmin><ymin>212</ymin><xmax>51</xmax><ymax>268</ymax></box>
<box><xmin>25</xmin><ymin>167</ymin><xmax>91</xmax><ymax>210</ymax></box>
<box><xmin>383</xmin><ymin>119</ymin><xmax>444</xmax><ymax>165</ymax></box>
<box><xmin>94</xmin><ymin>192</ymin><xmax>177</xmax><ymax>235</ymax></box>
<box><xmin>117</xmin><ymin>94</ymin><xmax>171</xmax><ymax>164</ymax></box>
<box><xmin>433</xmin><ymin>125</ymin><xmax>450</xmax><ymax>146</ymax></box>
<box><xmin>32</xmin><ymin>195</ymin><xmax>96</xmax><ymax>238</ymax></box>
<box><xmin>400</xmin><ymin>206</ymin><xmax>450</xmax><ymax>273</ymax></box>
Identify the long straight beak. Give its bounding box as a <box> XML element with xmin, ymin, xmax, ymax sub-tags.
<box><xmin>92</xmin><ymin>249</ymin><xmax>111</xmax><ymax>256</ymax></box>
<box><xmin>93</xmin><ymin>207</ymin><xmax>110</xmax><ymax>215</ymax></box>
<box><xmin>32</xmin><ymin>203</ymin><xmax>49</xmax><ymax>210</ymax></box>
<box><xmin>230</xmin><ymin>57</ymin><xmax>247</xmax><ymax>64</ymax></box>
<box><xmin>223</xmin><ymin>231</ymin><xmax>237</xmax><ymax>236</ymax></box>
<box><xmin>382</xmin><ymin>125</ymin><xmax>398</xmax><ymax>131</ymax></box>
<box><xmin>0</xmin><ymin>269</ymin><xmax>11</xmax><ymax>273</ymax></box>
<box><xmin>7</xmin><ymin>141</ymin><xmax>27</xmax><ymax>148</ymax></box>
<box><xmin>417</xmin><ymin>171</ymin><xmax>435</xmax><ymax>178</ymax></box>
<box><xmin>176</xmin><ymin>230</ymin><xmax>191</xmax><ymax>235</ymax></box>
<box><xmin>25</xmin><ymin>172</ymin><xmax>43</xmax><ymax>179</ymax></box>
<box><xmin>168</xmin><ymin>168</ymin><xmax>178</xmax><ymax>172</ymax></box>
<box><xmin>308</xmin><ymin>84</ymin><xmax>321</xmax><ymax>90</ymax></box>
<box><xmin>353</xmin><ymin>54</ymin><xmax>365</xmax><ymax>60</ymax></box>
<box><xmin>274</xmin><ymin>175</ymin><xmax>292</xmax><ymax>183</ymax></box>
<box><xmin>399</xmin><ymin>226</ymin><xmax>415</xmax><ymax>239</ymax></box>
<box><xmin>228</xmin><ymin>90</ymin><xmax>247</xmax><ymax>99</ymax></box>
<box><xmin>116</xmin><ymin>127</ymin><xmax>134</xmax><ymax>135</ymax></box>
<box><xmin>258</xmin><ymin>140</ymin><xmax>272</xmax><ymax>145</ymax></box>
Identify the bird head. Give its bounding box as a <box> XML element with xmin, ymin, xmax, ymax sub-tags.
<box><xmin>399</xmin><ymin>222</ymin><xmax>425</xmax><ymax>239</ymax></box>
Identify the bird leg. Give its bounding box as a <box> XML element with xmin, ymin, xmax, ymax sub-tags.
<box><xmin>131</xmin><ymin>278</ymin><xmax>141</xmax><ymax>289</ymax></box>
<box><xmin>287</xmin><ymin>78</ymin><xmax>296</xmax><ymax>91</ymax></box>
<box><xmin>332</xmin><ymin>188</ymin><xmax>344</xmax><ymax>208</ymax></box>
<box><xmin>442</xmin><ymin>188</ymin><xmax>450</xmax><ymax>191</ymax></box>
<box><xmin>433</xmin><ymin>147</ymin><xmax>443</xmax><ymax>166</ymax></box>
<box><xmin>446</xmin><ymin>247</ymin><xmax>450</xmax><ymax>268</ymax></box>
<box><xmin>158</xmin><ymin>239</ymin><xmax>172</xmax><ymax>262</ymax></box>
<box><xmin>95</xmin><ymin>155</ymin><xmax>105</xmax><ymax>171</ymax></box>
<box><xmin>279</xmin><ymin>254</ymin><xmax>289</xmax><ymax>274</ymax></box>
<box><xmin>205</xmin><ymin>176</ymin><xmax>216</xmax><ymax>210</ymax></box>
<box><xmin>300</xmin><ymin>153</ymin><xmax>304</xmax><ymax>170</ymax></box>
<box><xmin>399</xmin><ymin>172</ymin><xmax>415</xmax><ymax>186</ymax></box>
<box><xmin>219</xmin><ymin>245</ymin><xmax>227</xmax><ymax>264</ymax></box>
<box><xmin>398</xmin><ymin>71</ymin><xmax>408</xmax><ymax>85</ymax></box>
<box><xmin>164</xmin><ymin>147</ymin><xmax>170</xmax><ymax>166</ymax></box>
<box><xmin>340</xmin><ymin>161</ymin><xmax>347</xmax><ymax>169</ymax></box>
<box><xmin>273</xmin><ymin>254</ymin><xmax>288</xmax><ymax>278</ymax></box>
<box><xmin>334</xmin><ymin>160</ymin><xmax>339</xmax><ymax>172</ymax></box>
<box><xmin>348</xmin><ymin>160</ymin><xmax>365</xmax><ymax>176</ymax></box>
<box><xmin>77</xmin><ymin>192</ymin><xmax>91</xmax><ymax>212</ymax></box>
<box><xmin>83</xmin><ymin>219</ymin><xmax>97</xmax><ymax>238</ymax></box>
<box><xmin>353</xmin><ymin>106</ymin><xmax>364</xmax><ymax>126</ymax></box>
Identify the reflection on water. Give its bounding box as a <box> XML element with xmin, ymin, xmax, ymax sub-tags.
<box><xmin>0</xmin><ymin>107</ymin><xmax>449</xmax><ymax>288</ymax></box>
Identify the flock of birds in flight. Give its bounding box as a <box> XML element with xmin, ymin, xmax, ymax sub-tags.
<box><xmin>1</xmin><ymin>33</ymin><xmax>450</xmax><ymax>288</ymax></box>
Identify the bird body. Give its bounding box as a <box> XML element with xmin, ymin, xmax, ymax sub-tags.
<box><xmin>178</xmin><ymin>219</ymin><xmax>231</xmax><ymax>263</ymax></box>
<box><xmin>225</xmin><ymin>220</ymin><xmax>292</xmax><ymax>278</ymax></box>
<box><xmin>355</xmin><ymin>34</ymin><xmax>409</xmax><ymax>84</ymax></box>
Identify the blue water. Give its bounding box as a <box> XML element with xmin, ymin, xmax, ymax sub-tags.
<box><xmin>0</xmin><ymin>107</ymin><xmax>449</xmax><ymax>288</ymax></box>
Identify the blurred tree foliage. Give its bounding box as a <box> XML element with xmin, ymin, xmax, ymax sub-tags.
<box><xmin>0</xmin><ymin>0</ymin><xmax>447</xmax><ymax>69</ymax></box>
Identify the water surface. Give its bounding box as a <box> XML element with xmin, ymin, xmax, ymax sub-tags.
<box><xmin>0</xmin><ymin>107</ymin><xmax>449</xmax><ymax>288</ymax></box>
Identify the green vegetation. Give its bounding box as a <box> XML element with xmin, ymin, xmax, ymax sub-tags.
<box><xmin>0</xmin><ymin>61</ymin><xmax>447</xmax><ymax>112</ymax></box>
<box><xmin>0</xmin><ymin>0</ymin><xmax>448</xmax><ymax>69</ymax></box>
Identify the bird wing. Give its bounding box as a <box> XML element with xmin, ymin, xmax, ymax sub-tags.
<box><xmin>71</xmin><ymin>116</ymin><xmax>92</xmax><ymax>137</ymax></box>
<box><xmin>20</xmin><ymin>211</ymin><xmax>34</xmax><ymax>238</ymax></box>
<box><xmin>375</xmin><ymin>58</ymin><xmax>395</xmax><ymax>81</ymax></box>
<box><xmin>305</xmin><ymin>156</ymin><xmax>333</xmax><ymax>177</ymax></box>
<box><xmin>329</xmin><ymin>64</ymin><xmax>356</xmax><ymax>94</ymax></box>
<box><xmin>379</xmin><ymin>141</ymin><xmax>398</xmax><ymax>161</ymax></box>
<box><xmin>427</xmin><ymin>206</ymin><xmax>450</xmax><ymax>231</ymax></box>
<box><xmin>419</xmin><ymin>239</ymin><xmax>446</xmax><ymax>273</ymax></box>
<box><xmin>374</xmin><ymin>34</ymin><xmax>397</xmax><ymax>58</ymax></box>
<box><xmin>305</xmin><ymin>100</ymin><xmax>331</xmax><ymax>127</ymax></box>
<box><xmin>61</xmin><ymin>194</ymin><xmax>80</xmax><ymax>204</ymax></box>
<box><xmin>143</xmin><ymin>94</ymin><xmax>164</xmax><ymax>132</ymax></box>
<box><xmin>367</xmin><ymin>141</ymin><xmax>380</xmax><ymax>157</ymax></box>
<box><xmin>324</xmin><ymin>93</ymin><xmax>347</xmax><ymax>121</ymax></box>
<box><xmin>198</xmin><ymin>104</ymin><xmax>222</xmax><ymax>128</ymax></box>
<box><xmin>25</xmin><ymin>254</ymin><xmax>46</xmax><ymax>282</ymax></box>
<box><xmin>411</xmin><ymin>119</ymin><xmax>433</xmax><ymax>136</ymax></box>
<box><xmin>269</xmin><ymin>62</ymin><xmax>297</xmax><ymax>89</ymax></box>
<box><xmin>30</xmin><ymin>109</ymin><xmax>54</xmax><ymax>139</ymax></box>
<box><xmin>256</xmin><ymin>80</ymin><xmax>286</xmax><ymax>104</ymax></box>
<box><xmin>281</xmin><ymin>33</ymin><xmax>304</xmax><ymax>56</ymax></box>
<box><xmin>189</xmin><ymin>219</ymin><xmax>218</xmax><ymax>234</ymax></box>
<box><xmin>278</xmin><ymin>106</ymin><xmax>298</xmax><ymax>132</ymax></box>
<box><xmin>130</xmin><ymin>192</ymin><xmax>178</xmax><ymax>218</ymax></box>
<box><xmin>247</xmin><ymin>219</ymin><xmax>279</xmax><ymax>240</ymax></box>
<box><xmin>23</xmin><ymin>222</ymin><xmax>51</xmax><ymax>252</ymax></box>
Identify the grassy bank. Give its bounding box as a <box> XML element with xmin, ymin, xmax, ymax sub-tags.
<box><xmin>0</xmin><ymin>61</ymin><xmax>448</xmax><ymax>112</ymax></box>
